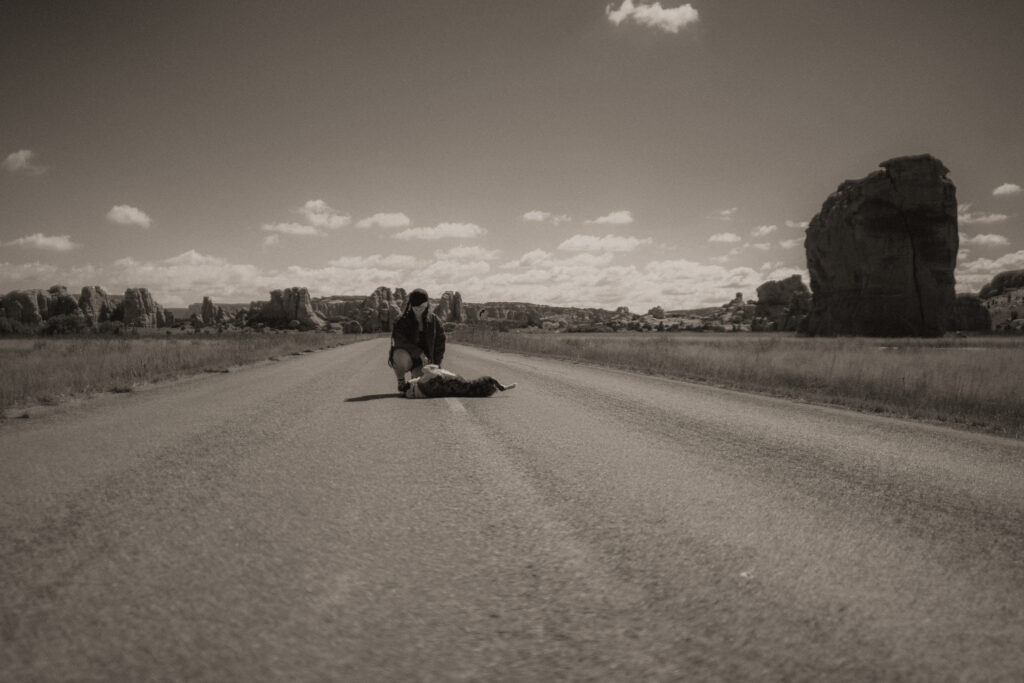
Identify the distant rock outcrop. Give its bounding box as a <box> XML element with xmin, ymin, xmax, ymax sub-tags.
<box><xmin>311</xmin><ymin>288</ymin><xmax>468</xmax><ymax>332</ymax></box>
<box><xmin>434</xmin><ymin>291</ymin><xmax>464</xmax><ymax>323</ymax></box>
<box><xmin>123</xmin><ymin>287</ymin><xmax>171</xmax><ymax>328</ymax></box>
<box><xmin>755</xmin><ymin>275</ymin><xmax>811</xmax><ymax>332</ymax></box>
<box><xmin>250</xmin><ymin>287</ymin><xmax>326</xmax><ymax>329</ymax></box>
<box><xmin>979</xmin><ymin>269</ymin><xmax>1024</xmax><ymax>331</ymax></box>
<box><xmin>46</xmin><ymin>286</ymin><xmax>82</xmax><ymax>318</ymax></box>
<box><xmin>79</xmin><ymin>286</ymin><xmax>115</xmax><ymax>325</ymax></box>
<box><xmin>979</xmin><ymin>269</ymin><xmax>1024</xmax><ymax>300</ymax></box>
<box><xmin>2</xmin><ymin>289</ymin><xmax>49</xmax><ymax>324</ymax></box>
<box><xmin>361</xmin><ymin>286</ymin><xmax>404</xmax><ymax>333</ymax></box>
<box><xmin>804</xmin><ymin>154</ymin><xmax>959</xmax><ymax>337</ymax></box>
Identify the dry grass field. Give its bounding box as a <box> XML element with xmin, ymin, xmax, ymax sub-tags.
<box><xmin>453</xmin><ymin>329</ymin><xmax>1024</xmax><ymax>439</ymax></box>
<box><xmin>0</xmin><ymin>332</ymin><xmax>373</xmax><ymax>413</ymax></box>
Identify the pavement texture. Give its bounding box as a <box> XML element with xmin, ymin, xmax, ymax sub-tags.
<box><xmin>2</xmin><ymin>337</ymin><xmax>1023</xmax><ymax>682</ymax></box>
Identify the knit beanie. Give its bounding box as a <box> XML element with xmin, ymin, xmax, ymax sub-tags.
<box><xmin>408</xmin><ymin>289</ymin><xmax>429</xmax><ymax>307</ymax></box>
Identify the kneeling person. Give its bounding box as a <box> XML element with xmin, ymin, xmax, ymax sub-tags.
<box><xmin>388</xmin><ymin>288</ymin><xmax>446</xmax><ymax>393</ymax></box>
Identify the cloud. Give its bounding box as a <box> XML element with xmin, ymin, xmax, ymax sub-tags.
<box><xmin>3</xmin><ymin>149</ymin><xmax>46</xmax><ymax>175</ymax></box>
<box><xmin>993</xmin><ymin>183</ymin><xmax>1022</xmax><ymax>197</ymax></box>
<box><xmin>606</xmin><ymin>0</ymin><xmax>699</xmax><ymax>33</ymax></box>
<box><xmin>960</xmin><ymin>232</ymin><xmax>1009</xmax><ymax>247</ymax></box>
<box><xmin>751</xmin><ymin>224</ymin><xmax>777</xmax><ymax>237</ymax></box>
<box><xmin>522</xmin><ymin>210</ymin><xmax>571</xmax><ymax>225</ymax></box>
<box><xmin>558</xmin><ymin>234</ymin><xmax>652</xmax><ymax>253</ymax></box>
<box><xmin>329</xmin><ymin>254</ymin><xmax>420</xmax><ymax>270</ymax></box>
<box><xmin>262</xmin><ymin>222</ymin><xmax>321</xmax><ymax>236</ymax></box>
<box><xmin>107</xmin><ymin>204</ymin><xmax>152</xmax><ymax>229</ymax></box>
<box><xmin>263</xmin><ymin>234</ymin><xmax>281</xmax><ymax>247</ymax></box>
<box><xmin>356</xmin><ymin>212</ymin><xmax>411</xmax><ymax>229</ymax></box>
<box><xmin>779</xmin><ymin>238</ymin><xmax>803</xmax><ymax>249</ymax></box>
<box><xmin>709</xmin><ymin>232</ymin><xmax>742</xmax><ymax>243</ymax></box>
<box><xmin>299</xmin><ymin>200</ymin><xmax>350</xmax><ymax>229</ymax></box>
<box><xmin>585</xmin><ymin>210</ymin><xmax>634</xmax><ymax>225</ymax></box>
<box><xmin>956</xmin><ymin>250</ymin><xmax>1024</xmax><ymax>293</ymax></box>
<box><xmin>434</xmin><ymin>245</ymin><xmax>500</xmax><ymax>261</ymax></box>
<box><xmin>393</xmin><ymin>223</ymin><xmax>485</xmax><ymax>240</ymax></box>
<box><xmin>714</xmin><ymin>208</ymin><xmax>738</xmax><ymax>221</ymax></box>
<box><xmin>4</xmin><ymin>233</ymin><xmax>81</xmax><ymax>251</ymax></box>
<box><xmin>785</xmin><ymin>220</ymin><xmax>809</xmax><ymax>229</ymax></box>
<box><xmin>643</xmin><ymin>259</ymin><xmax>805</xmax><ymax>310</ymax></box>
<box><xmin>746</xmin><ymin>242</ymin><xmax>771</xmax><ymax>251</ymax></box>
<box><xmin>957</xmin><ymin>203</ymin><xmax>1008</xmax><ymax>225</ymax></box>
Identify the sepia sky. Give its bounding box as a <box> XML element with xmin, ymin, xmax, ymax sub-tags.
<box><xmin>2</xmin><ymin>0</ymin><xmax>1023</xmax><ymax>309</ymax></box>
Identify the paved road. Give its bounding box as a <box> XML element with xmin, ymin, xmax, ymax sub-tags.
<box><xmin>2</xmin><ymin>337</ymin><xmax>1023</xmax><ymax>681</ymax></box>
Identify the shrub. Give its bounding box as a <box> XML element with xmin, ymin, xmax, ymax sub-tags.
<box><xmin>41</xmin><ymin>314</ymin><xmax>88</xmax><ymax>336</ymax></box>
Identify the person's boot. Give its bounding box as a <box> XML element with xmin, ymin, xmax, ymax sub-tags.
<box><xmin>397</xmin><ymin>379</ymin><xmax>410</xmax><ymax>394</ymax></box>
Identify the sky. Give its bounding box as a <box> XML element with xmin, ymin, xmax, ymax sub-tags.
<box><xmin>2</xmin><ymin>0</ymin><xmax>1023</xmax><ymax>311</ymax></box>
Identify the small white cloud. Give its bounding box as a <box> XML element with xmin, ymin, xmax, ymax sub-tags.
<box><xmin>779</xmin><ymin>238</ymin><xmax>803</xmax><ymax>249</ymax></box>
<box><xmin>751</xmin><ymin>224</ymin><xmax>777</xmax><ymax>237</ymax></box>
<box><xmin>356</xmin><ymin>212</ymin><xmax>411</xmax><ymax>229</ymax></box>
<box><xmin>263</xmin><ymin>234</ymin><xmax>281</xmax><ymax>247</ymax></box>
<box><xmin>558</xmin><ymin>234</ymin><xmax>652</xmax><ymax>253</ymax></box>
<box><xmin>3</xmin><ymin>149</ymin><xmax>46</xmax><ymax>175</ymax></box>
<box><xmin>785</xmin><ymin>220</ymin><xmax>809</xmax><ymax>229</ymax></box>
<box><xmin>524</xmin><ymin>211</ymin><xmax>570</xmax><ymax>225</ymax></box>
<box><xmin>992</xmin><ymin>183</ymin><xmax>1022</xmax><ymax>197</ymax></box>
<box><xmin>714</xmin><ymin>208</ymin><xmax>738</xmax><ymax>221</ymax></box>
<box><xmin>299</xmin><ymin>199</ymin><xmax>350</xmax><ymax>229</ymax></box>
<box><xmin>606</xmin><ymin>0</ymin><xmax>699</xmax><ymax>34</ymax></box>
<box><xmin>959</xmin><ymin>232</ymin><xmax>1009</xmax><ymax>247</ymax></box>
<box><xmin>107</xmin><ymin>204</ymin><xmax>152</xmax><ymax>229</ymax></box>
<box><xmin>957</xmin><ymin>203</ymin><xmax>1008</xmax><ymax>225</ymax></box>
<box><xmin>709</xmin><ymin>232</ymin><xmax>742</xmax><ymax>243</ymax></box>
<box><xmin>747</xmin><ymin>242</ymin><xmax>771</xmax><ymax>251</ymax></box>
<box><xmin>393</xmin><ymin>222</ymin><xmax>485</xmax><ymax>240</ymax></box>
<box><xmin>585</xmin><ymin>210</ymin><xmax>634</xmax><ymax>225</ymax></box>
<box><xmin>5</xmin><ymin>233</ymin><xmax>81</xmax><ymax>251</ymax></box>
<box><xmin>262</xmin><ymin>222</ymin><xmax>321</xmax><ymax>236</ymax></box>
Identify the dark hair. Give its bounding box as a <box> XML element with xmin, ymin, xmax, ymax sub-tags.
<box><xmin>408</xmin><ymin>289</ymin><xmax>429</xmax><ymax>306</ymax></box>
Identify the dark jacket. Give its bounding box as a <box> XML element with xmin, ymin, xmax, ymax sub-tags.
<box><xmin>389</xmin><ymin>308</ymin><xmax>446</xmax><ymax>367</ymax></box>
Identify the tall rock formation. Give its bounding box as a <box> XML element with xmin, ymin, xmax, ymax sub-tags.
<box><xmin>46</xmin><ymin>286</ymin><xmax>81</xmax><ymax>318</ymax></box>
<box><xmin>435</xmin><ymin>291</ymin><xmax>464</xmax><ymax>323</ymax></box>
<box><xmin>123</xmin><ymin>288</ymin><xmax>171</xmax><ymax>328</ymax></box>
<box><xmin>2</xmin><ymin>289</ymin><xmax>50</xmax><ymax>324</ymax></box>
<box><xmin>250</xmin><ymin>287</ymin><xmax>326</xmax><ymax>329</ymax></box>
<box><xmin>756</xmin><ymin>275</ymin><xmax>811</xmax><ymax>332</ymax></box>
<box><xmin>804</xmin><ymin>154</ymin><xmax>958</xmax><ymax>337</ymax></box>
<box><xmin>358</xmin><ymin>286</ymin><xmax>402</xmax><ymax>333</ymax></box>
<box><xmin>79</xmin><ymin>286</ymin><xmax>115</xmax><ymax>326</ymax></box>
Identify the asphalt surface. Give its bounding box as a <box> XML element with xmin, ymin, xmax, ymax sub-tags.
<box><xmin>2</xmin><ymin>337</ymin><xmax>1023</xmax><ymax>682</ymax></box>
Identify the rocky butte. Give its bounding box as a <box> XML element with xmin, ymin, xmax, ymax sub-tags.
<box><xmin>803</xmin><ymin>154</ymin><xmax>959</xmax><ymax>337</ymax></box>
